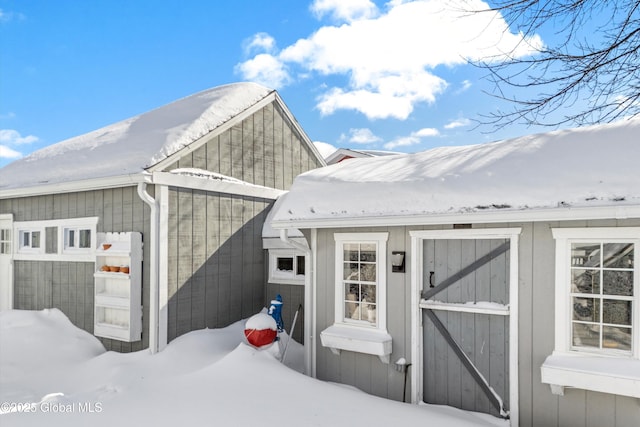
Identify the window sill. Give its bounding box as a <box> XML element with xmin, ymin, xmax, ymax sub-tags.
<box><xmin>541</xmin><ymin>352</ymin><xmax>640</xmax><ymax>398</ymax></box>
<box><xmin>320</xmin><ymin>324</ymin><xmax>392</xmax><ymax>364</ymax></box>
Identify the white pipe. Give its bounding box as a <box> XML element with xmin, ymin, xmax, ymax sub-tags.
<box><xmin>137</xmin><ymin>181</ymin><xmax>160</xmax><ymax>354</ymax></box>
<box><xmin>279</xmin><ymin>228</ymin><xmax>313</xmax><ymax>376</ymax></box>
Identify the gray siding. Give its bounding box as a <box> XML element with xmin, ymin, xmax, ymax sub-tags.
<box><xmin>164</xmin><ymin>102</ymin><xmax>323</xmax><ymax>188</ymax></box>
<box><xmin>166</xmin><ymin>188</ymin><xmax>271</xmax><ymax>342</ymax></box>
<box><xmin>265</xmin><ymin>282</ymin><xmax>304</xmax><ymax>344</ymax></box>
<box><xmin>312</xmin><ymin>220</ymin><xmax>640</xmax><ymax>426</ymax></box>
<box><xmin>0</xmin><ymin>186</ymin><xmax>151</xmax><ymax>352</ymax></box>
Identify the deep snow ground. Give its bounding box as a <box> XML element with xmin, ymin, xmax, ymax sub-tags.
<box><xmin>0</xmin><ymin>309</ymin><xmax>506</xmax><ymax>426</ymax></box>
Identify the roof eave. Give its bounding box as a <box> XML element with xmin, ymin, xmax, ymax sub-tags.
<box><xmin>0</xmin><ymin>173</ymin><xmax>148</xmax><ymax>199</ymax></box>
<box><xmin>270</xmin><ymin>204</ymin><xmax>640</xmax><ymax>230</ymax></box>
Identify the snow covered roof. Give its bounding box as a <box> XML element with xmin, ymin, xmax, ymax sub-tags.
<box><xmin>0</xmin><ymin>82</ymin><xmax>273</xmax><ymax>191</ymax></box>
<box><xmin>271</xmin><ymin>118</ymin><xmax>640</xmax><ymax>228</ymax></box>
<box><xmin>325</xmin><ymin>148</ymin><xmax>402</xmax><ymax>165</ymax></box>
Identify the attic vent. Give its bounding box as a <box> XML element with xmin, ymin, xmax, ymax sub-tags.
<box><xmin>453</xmin><ymin>224</ymin><xmax>472</xmax><ymax>229</ymax></box>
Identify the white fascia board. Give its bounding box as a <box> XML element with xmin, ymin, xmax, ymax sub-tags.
<box><xmin>147</xmin><ymin>92</ymin><xmax>280</xmax><ymax>173</ymax></box>
<box><xmin>0</xmin><ymin>174</ymin><xmax>145</xmax><ymax>199</ymax></box>
<box><xmin>151</xmin><ymin>171</ymin><xmax>285</xmax><ymax>200</ymax></box>
<box><xmin>271</xmin><ymin>204</ymin><xmax>640</xmax><ymax>230</ymax></box>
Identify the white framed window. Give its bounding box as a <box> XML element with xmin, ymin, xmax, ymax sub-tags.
<box><xmin>13</xmin><ymin>217</ymin><xmax>98</xmax><ymax>261</ymax></box>
<box><xmin>541</xmin><ymin>227</ymin><xmax>640</xmax><ymax>398</ymax></box>
<box><xmin>321</xmin><ymin>232</ymin><xmax>392</xmax><ymax>363</ymax></box>
<box><xmin>63</xmin><ymin>226</ymin><xmax>93</xmax><ymax>252</ymax></box>
<box><xmin>268</xmin><ymin>249</ymin><xmax>305</xmax><ymax>285</ymax></box>
<box><xmin>17</xmin><ymin>228</ymin><xmax>44</xmax><ymax>254</ymax></box>
<box><xmin>0</xmin><ymin>228</ymin><xmax>11</xmax><ymax>255</ymax></box>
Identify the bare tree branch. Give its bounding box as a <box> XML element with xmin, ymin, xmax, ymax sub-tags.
<box><xmin>471</xmin><ymin>0</ymin><xmax>640</xmax><ymax>130</ymax></box>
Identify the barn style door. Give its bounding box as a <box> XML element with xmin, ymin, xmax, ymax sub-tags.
<box><xmin>421</xmin><ymin>238</ymin><xmax>511</xmax><ymax>419</ymax></box>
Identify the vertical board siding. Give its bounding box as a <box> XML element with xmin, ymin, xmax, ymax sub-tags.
<box><xmin>3</xmin><ymin>187</ymin><xmax>150</xmax><ymax>352</ymax></box>
<box><xmin>166</xmin><ymin>189</ymin><xmax>271</xmax><ymax>342</ymax></box>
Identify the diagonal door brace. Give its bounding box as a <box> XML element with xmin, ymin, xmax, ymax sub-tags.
<box><xmin>421</xmin><ymin>241</ymin><xmax>510</xmax><ymax>301</ymax></box>
<box><xmin>423</xmin><ymin>309</ymin><xmax>508</xmax><ymax>418</ymax></box>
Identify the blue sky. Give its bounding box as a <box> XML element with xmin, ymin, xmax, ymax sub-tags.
<box><xmin>0</xmin><ymin>0</ymin><xmax>577</xmax><ymax>167</ymax></box>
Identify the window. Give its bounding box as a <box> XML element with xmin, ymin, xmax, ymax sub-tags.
<box><xmin>63</xmin><ymin>226</ymin><xmax>93</xmax><ymax>252</ymax></box>
<box><xmin>268</xmin><ymin>249</ymin><xmax>305</xmax><ymax>285</ymax></box>
<box><xmin>541</xmin><ymin>227</ymin><xmax>640</xmax><ymax>398</ymax></box>
<box><xmin>321</xmin><ymin>232</ymin><xmax>392</xmax><ymax>363</ymax></box>
<box><xmin>342</xmin><ymin>242</ymin><xmax>379</xmax><ymax>326</ymax></box>
<box><xmin>13</xmin><ymin>217</ymin><xmax>98</xmax><ymax>261</ymax></box>
<box><xmin>0</xmin><ymin>228</ymin><xmax>10</xmax><ymax>254</ymax></box>
<box><xmin>18</xmin><ymin>229</ymin><xmax>43</xmax><ymax>254</ymax></box>
<box><xmin>570</xmin><ymin>242</ymin><xmax>634</xmax><ymax>353</ymax></box>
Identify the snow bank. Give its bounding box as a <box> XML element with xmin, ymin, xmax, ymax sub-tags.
<box><xmin>1</xmin><ymin>309</ymin><xmax>505</xmax><ymax>427</ymax></box>
<box><xmin>271</xmin><ymin>118</ymin><xmax>640</xmax><ymax>225</ymax></box>
<box><xmin>0</xmin><ymin>82</ymin><xmax>272</xmax><ymax>190</ymax></box>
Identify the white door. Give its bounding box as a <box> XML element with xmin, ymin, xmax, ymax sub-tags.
<box><xmin>0</xmin><ymin>214</ymin><xmax>13</xmax><ymax>310</ymax></box>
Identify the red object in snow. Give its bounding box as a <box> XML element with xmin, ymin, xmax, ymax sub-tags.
<box><xmin>244</xmin><ymin>313</ymin><xmax>278</xmax><ymax>348</ymax></box>
<box><xmin>244</xmin><ymin>328</ymin><xmax>277</xmax><ymax>348</ymax></box>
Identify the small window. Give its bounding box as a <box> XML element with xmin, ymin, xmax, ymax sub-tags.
<box><xmin>63</xmin><ymin>227</ymin><xmax>93</xmax><ymax>252</ymax></box>
<box><xmin>19</xmin><ymin>230</ymin><xmax>41</xmax><ymax>250</ymax></box>
<box><xmin>0</xmin><ymin>228</ymin><xmax>10</xmax><ymax>254</ymax></box>
<box><xmin>334</xmin><ymin>232</ymin><xmax>388</xmax><ymax>330</ymax></box>
<box><xmin>268</xmin><ymin>249</ymin><xmax>305</xmax><ymax>285</ymax></box>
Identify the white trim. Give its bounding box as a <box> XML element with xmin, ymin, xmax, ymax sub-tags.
<box><xmin>419</xmin><ymin>300</ymin><xmax>510</xmax><ymax>316</ymax></box>
<box><xmin>409</xmin><ymin>228</ymin><xmax>520</xmax><ymax>426</ymax></box>
<box><xmin>322</xmin><ymin>232</ymin><xmax>391</xmax><ymax>361</ymax></box>
<box><xmin>271</xmin><ymin>204</ymin><xmax>640</xmax><ymax>230</ymax></box>
<box><xmin>158</xmin><ymin>185</ymin><xmax>169</xmax><ymax>352</ymax></box>
<box><xmin>0</xmin><ymin>175</ymin><xmax>143</xmax><ymax>199</ymax></box>
<box><xmin>310</xmin><ymin>228</ymin><xmax>318</xmax><ymax>378</ymax></box>
<box><xmin>544</xmin><ymin>227</ymin><xmax>640</xmax><ymax>397</ymax></box>
<box><xmin>267</xmin><ymin>248</ymin><xmax>306</xmax><ymax>285</ymax></box>
<box><xmin>551</xmin><ymin>227</ymin><xmax>640</xmax><ymax>357</ymax></box>
<box><xmin>0</xmin><ymin>213</ymin><xmax>14</xmax><ymax>311</ymax></box>
<box><xmin>13</xmin><ymin>217</ymin><xmax>99</xmax><ymax>262</ymax></box>
<box><xmin>151</xmin><ymin>171</ymin><xmax>285</xmax><ymax>200</ymax></box>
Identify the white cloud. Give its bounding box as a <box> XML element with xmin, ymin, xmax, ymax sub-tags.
<box><xmin>412</xmin><ymin>127</ymin><xmax>439</xmax><ymax>137</ymax></box>
<box><xmin>313</xmin><ymin>141</ymin><xmax>338</xmax><ymax>158</ymax></box>
<box><xmin>456</xmin><ymin>80</ymin><xmax>472</xmax><ymax>94</ymax></box>
<box><xmin>444</xmin><ymin>118</ymin><xmax>471</xmax><ymax>129</ymax></box>
<box><xmin>0</xmin><ymin>145</ymin><xmax>22</xmax><ymax>159</ymax></box>
<box><xmin>243</xmin><ymin>32</ymin><xmax>277</xmax><ymax>55</ymax></box>
<box><xmin>310</xmin><ymin>0</ymin><xmax>378</xmax><ymax>22</ymax></box>
<box><xmin>233</xmin><ymin>54</ymin><xmax>291</xmax><ymax>89</ymax></box>
<box><xmin>0</xmin><ymin>129</ymin><xmax>39</xmax><ymax>145</ymax></box>
<box><xmin>237</xmin><ymin>0</ymin><xmax>543</xmax><ymax>120</ymax></box>
<box><xmin>339</xmin><ymin>128</ymin><xmax>382</xmax><ymax>144</ymax></box>
<box><xmin>383</xmin><ymin>127</ymin><xmax>439</xmax><ymax>150</ymax></box>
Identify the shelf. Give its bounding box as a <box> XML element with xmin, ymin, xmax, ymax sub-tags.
<box><xmin>94</xmin><ymin>231</ymin><xmax>142</xmax><ymax>342</ymax></box>
<box><xmin>94</xmin><ymin>271</ymin><xmax>131</xmax><ymax>279</ymax></box>
<box><xmin>95</xmin><ymin>294</ymin><xmax>130</xmax><ymax>308</ymax></box>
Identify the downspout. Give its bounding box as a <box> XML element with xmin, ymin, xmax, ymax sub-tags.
<box><xmin>137</xmin><ymin>180</ymin><xmax>160</xmax><ymax>354</ymax></box>
<box><xmin>279</xmin><ymin>228</ymin><xmax>313</xmax><ymax>376</ymax></box>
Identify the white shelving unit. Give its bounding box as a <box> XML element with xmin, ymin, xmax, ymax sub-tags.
<box><xmin>93</xmin><ymin>232</ymin><xmax>142</xmax><ymax>342</ymax></box>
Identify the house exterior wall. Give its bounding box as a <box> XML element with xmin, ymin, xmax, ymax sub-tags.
<box><xmin>163</xmin><ymin>101</ymin><xmax>324</xmax><ymax>188</ymax></box>
<box><xmin>0</xmin><ymin>186</ymin><xmax>152</xmax><ymax>352</ymax></box>
<box><xmin>311</xmin><ymin>219</ymin><xmax>640</xmax><ymax>427</ymax></box>
<box><xmin>166</xmin><ymin>188</ymin><xmax>272</xmax><ymax>341</ymax></box>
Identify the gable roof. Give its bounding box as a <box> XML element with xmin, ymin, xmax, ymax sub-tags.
<box><xmin>0</xmin><ymin>82</ymin><xmax>274</xmax><ymax>192</ymax></box>
<box><xmin>271</xmin><ymin>117</ymin><xmax>640</xmax><ymax>228</ymax></box>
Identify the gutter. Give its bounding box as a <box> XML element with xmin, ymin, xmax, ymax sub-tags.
<box><xmin>280</xmin><ymin>228</ymin><xmax>313</xmax><ymax>376</ymax></box>
<box><xmin>137</xmin><ymin>180</ymin><xmax>160</xmax><ymax>354</ymax></box>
